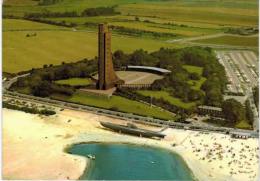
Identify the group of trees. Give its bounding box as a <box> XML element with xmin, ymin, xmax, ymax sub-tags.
<box><xmin>24</xmin><ymin>7</ymin><xmax>119</xmax><ymax>19</ymax></box>
<box><xmin>220</xmin><ymin>98</ymin><xmax>254</xmax><ymax>129</ymax></box>
<box><xmin>109</xmin><ymin>25</ymin><xmax>177</xmax><ymax>39</ymax></box>
<box><xmin>3</xmin><ymin>101</ymin><xmax>56</xmax><ymax>116</ymax></box>
<box><xmin>112</xmin><ymin>47</ymin><xmax>225</xmax><ymax>105</ymax></box>
<box><xmin>81</xmin><ymin>7</ymin><xmax>120</xmax><ymax>17</ymax></box>
<box><xmin>12</xmin><ymin>58</ymin><xmax>97</xmax><ymax>97</ymax></box>
<box><xmin>27</xmin><ymin>18</ymin><xmax>77</xmax><ymax>27</ymax></box>
<box><xmin>24</xmin><ymin>11</ymin><xmax>78</xmax><ymax>19</ymax></box>
<box><xmin>221</xmin><ymin>99</ymin><xmax>246</xmax><ymax>124</ymax></box>
<box><xmin>38</xmin><ymin>0</ymin><xmax>63</xmax><ymax>6</ymax></box>
<box><xmin>253</xmin><ymin>86</ymin><xmax>259</xmax><ymax>109</ymax></box>
<box><xmin>13</xmin><ymin>46</ymin><xmax>226</xmax><ymax>113</ymax></box>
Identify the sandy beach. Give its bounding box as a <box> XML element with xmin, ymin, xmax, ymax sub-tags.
<box><xmin>3</xmin><ymin>108</ymin><xmax>259</xmax><ymax>181</ymax></box>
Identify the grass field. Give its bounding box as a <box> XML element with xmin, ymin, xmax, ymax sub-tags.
<box><xmin>55</xmin><ymin>78</ymin><xmax>92</xmax><ymax>86</ymax></box>
<box><xmin>3</xmin><ymin>19</ymin><xmax>68</xmax><ymax>31</ymax></box>
<box><xmin>53</xmin><ymin>90</ymin><xmax>176</xmax><ymax>120</ymax></box>
<box><xmin>183</xmin><ymin>65</ymin><xmax>203</xmax><ymax>74</ymax></box>
<box><xmin>183</xmin><ymin>65</ymin><xmax>206</xmax><ymax>90</ymax></box>
<box><xmin>117</xmin><ymin>1</ymin><xmax>258</xmax><ymax>27</ymax></box>
<box><xmin>137</xmin><ymin>90</ymin><xmax>196</xmax><ymax>109</ymax></box>
<box><xmin>4</xmin><ymin>0</ymin><xmax>258</xmax><ymax>27</ymax></box>
<box><xmin>3</xmin><ymin>0</ymin><xmax>259</xmax><ymax>73</ymax></box>
<box><xmin>3</xmin><ymin>19</ymin><xmax>182</xmax><ymax>73</ymax></box>
<box><xmin>45</xmin><ymin>16</ymin><xmax>221</xmax><ymax>37</ymax></box>
<box><xmin>193</xmin><ymin>35</ymin><xmax>258</xmax><ymax>47</ymax></box>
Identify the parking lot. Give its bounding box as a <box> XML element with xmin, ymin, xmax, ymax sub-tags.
<box><xmin>216</xmin><ymin>50</ymin><xmax>258</xmax><ymax>95</ymax></box>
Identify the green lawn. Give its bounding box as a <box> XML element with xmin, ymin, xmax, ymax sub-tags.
<box><xmin>137</xmin><ymin>90</ymin><xmax>196</xmax><ymax>109</ymax></box>
<box><xmin>183</xmin><ymin>65</ymin><xmax>206</xmax><ymax>90</ymax></box>
<box><xmin>55</xmin><ymin>78</ymin><xmax>92</xmax><ymax>86</ymax></box>
<box><xmin>183</xmin><ymin>65</ymin><xmax>203</xmax><ymax>74</ymax></box>
<box><xmin>53</xmin><ymin>91</ymin><xmax>176</xmax><ymax>120</ymax></box>
<box><xmin>193</xmin><ymin>35</ymin><xmax>258</xmax><ymax>47</ymax></box>
<box><xmin>187</xmin><ymin>78</ymin><xmax>207</xmax><ymax>91</ymax></box>
<box><xmin>235</xmin><ymin>120</ymin><xmax>252</xmax><ymax>130</ymax></box>
<box><xmin>3</xmin><ymin>19</ymin><xmax>182</xmax><ymax>73</ymax></box>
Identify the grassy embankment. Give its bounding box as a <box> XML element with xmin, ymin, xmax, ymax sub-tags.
<box><xmin>52</xmin><ymin>91</ymin><xmax>176</xmax><ymax>120</ymax></box>
<box><xmin>136</xmin><ymin>90</ymin><xmax>196</xmax><ymax>109</ymax></box>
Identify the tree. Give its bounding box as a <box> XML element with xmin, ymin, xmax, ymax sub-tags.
<box><xmin>221</xmin><ymin>99</ymin><xmax>246</xmax><ymax>124</ymax></box>
<box><xmin>253</xmin><ymin>86</ymin><xmax>259</xmax><ymax>109</ymax></box>
<box><xmin>245</xmin><ymin>99</ymin><xmax>254</xmax><ymax>125</ymax></box>
<box><xmin>189</xmin><ymin>72</ymin><xmax>200</xmax><ymax>80</ymax></box>
<box><xmin>32</xmin><ymin>81</ymin><xmax>52</xmax><ymax>97</ymax></box>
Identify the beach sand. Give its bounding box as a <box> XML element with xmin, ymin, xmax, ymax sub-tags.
<box><xmin>3</xmin><ymin>108</ymin><xmax>259</xmax><ymax>181</ymax></box>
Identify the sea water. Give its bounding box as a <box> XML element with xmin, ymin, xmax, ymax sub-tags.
<box><xmin>68</xmin><ymin>143</ymin><xmax>194</xmax><ymax>180</ymax></box>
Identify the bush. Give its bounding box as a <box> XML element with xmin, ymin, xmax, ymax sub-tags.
<box><xmin>81</xmin><ymin>7</ymin><xmax>120</xmax><ymax>17</ymax></box>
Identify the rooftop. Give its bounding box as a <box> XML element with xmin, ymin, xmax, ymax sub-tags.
<box><xmin>198</xmin><ymin>105</ymin><xmax>222</xmax><ymax>111</ymax></box>
<box><xmin>127</xmin><ymin>65</ymin><xmax>171</xmax><ymax>74</ymax></box>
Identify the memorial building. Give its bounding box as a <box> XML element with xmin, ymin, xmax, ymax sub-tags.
<box><xmin>96</xmin><ymin>23</ymin><xmax>123</xmax><ymax>90</ymax></box>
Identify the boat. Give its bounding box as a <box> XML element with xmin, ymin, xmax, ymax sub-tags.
<box><xmin>100</xmin><ymin>121</ymin><xmax>166</xmax><ymax>138</ymax></box>
<box><xmin>87</xmin><ymin>154</ymin><xmax>96</xmax><ymax>160</ymax></box>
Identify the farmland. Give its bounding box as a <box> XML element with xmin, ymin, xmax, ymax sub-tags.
<box><xmin>3</xmin><ymin>19</ymin><xmax>182</xmax><ymax>73</ymax></box>
<box><xmin>193</xmin><ymin>35</ymin><xmax>258</xmax><ymax>47</ymax></box>
<box><xmin>3</xmin><ymin>0</ymin><xmax>259</xmax><ymax>73</ymax></box>
<box><xmin>4</xmin><ymin>0</ymin><xmax>258</xmax><ymax>27</ymax></box>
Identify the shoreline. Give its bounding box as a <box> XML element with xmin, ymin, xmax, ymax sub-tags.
<box><xmin>3</xmin><ymin>108</ymin><xmax>259</xmax><ymax>181</ymax></box>
<box><xmin>66</xmin><ymin>141</ymin><xmax>197</xmax><ymax>180</ymax></box>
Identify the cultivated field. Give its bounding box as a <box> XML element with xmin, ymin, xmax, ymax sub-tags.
<box><xmin>3</xmin><ymin>19</ymin><xmax>181</xmax><ymax>73</ymax></box>
<box><xmin>3</xmin><ymin>0</ymin><xmax>259</xmax><ymax>73</ymax></box>
<box><xmin>4</xmin><ymin>0</ymin><xmax>258</xmax><ymax>27</ymax></box>
<box><xmin>46</xmin><ymin>16</ymin><xmax>222</xmax><ymax>38</ymax></box>
<box><xmin>193</xmin><ymin>35</ymin><xmax>258</xmax><ymax>47</ymax></box>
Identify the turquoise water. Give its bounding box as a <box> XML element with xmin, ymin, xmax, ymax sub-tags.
<box><xmin>68</xmin><ymin>143</ymin><xmax>194</xmax><ymax>180</ymax></box>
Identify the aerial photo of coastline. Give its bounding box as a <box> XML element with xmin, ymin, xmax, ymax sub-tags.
<box><xmin>2</xmin><ymin>0</ymin><xmax>259</xmax><ymax>180</ymax></box>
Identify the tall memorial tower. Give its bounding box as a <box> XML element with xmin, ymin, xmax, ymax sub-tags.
<box><xmin>97</xmin><ymin>23</ymin><xmax>122</xmax><ymax>90</ymax></box>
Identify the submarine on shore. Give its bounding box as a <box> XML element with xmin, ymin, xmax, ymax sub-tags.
<box><xmin>100</xmin><ymin>121</ymin><xmax>166</xmax><ymax>138</ymax></box>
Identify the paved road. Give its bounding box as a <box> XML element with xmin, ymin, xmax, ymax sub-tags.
<box><xmin>166</xmin><ymin>33</ymin><xmax>226</xmax><ymax>43</ymax></box>
<box><xmin>167</xmin><ymin>33</ymin><xmax>258</xmax><ymax>50</ymax></box>
<box><xmin>3</xmin><ymin>73</ymin><xmax>30</xmax><ymax>90</ymax></box>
